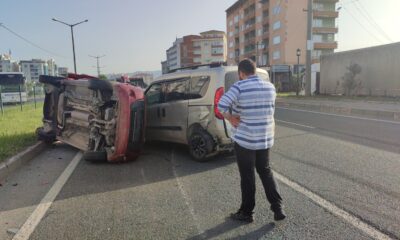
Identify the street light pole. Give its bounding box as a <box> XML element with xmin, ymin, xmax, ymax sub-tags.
<box><xmin>256</xmin><ymin>43</ymin><xmax>258</xmax><ymax>67</ymax></box>
<box><xmin>70</xmin><ymin>26</ymin><xmax>77</xmax><ymax>75</ymax></box>
<box><xmin>305</xmin><ymin>0</ymin><xmax>313</xmax><ymax>96</ymax></box>
<box><xmin>52</xmin><ymin>18</ymin><xmax>88</xmax><ymax>74</ymax></box>
<box><xmin>296</xmin><ymin>48</ymin><xmax>301</xmax><ymax>96</ymax></box>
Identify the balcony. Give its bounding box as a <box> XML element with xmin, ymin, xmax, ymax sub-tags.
<box><xmin>313</xmin><ymin>26</ymin><xmax>338</xmax><ymax>34</ymax></box>
<box><xmin>314</xmin><ymin>41</ymin><xmax>338</xmax><ymax>49</ymax></box>
<box><xmin>313</xmin><ymin>10</ymin><xmax>339</xmax><ymax>18</ymax></box>
<box><xmin>244</xmin><ymin>11</ymin><xmax>256</xmax><ymax>20</ymax></box>
<box><xmin>243</xmin><ymin>24</ymin><xmax>256</xmax><ymax>34</ymax></box>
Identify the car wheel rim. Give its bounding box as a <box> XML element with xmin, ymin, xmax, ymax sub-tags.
<box><xmin>191</xmin><ymin>135</ymin><xmax>207</xmax><ymax>159</ymax></box>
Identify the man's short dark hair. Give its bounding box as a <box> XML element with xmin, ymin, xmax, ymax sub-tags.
<box><xmin>238</xmin><ymin>59</ymin><xmax>256</xmax><ymax>75</ymax></box>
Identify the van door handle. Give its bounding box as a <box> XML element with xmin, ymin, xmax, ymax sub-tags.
<box><xmin>162</xmin><ymin>108</ymin><xmax>166</xmax><ymax>117</ymax></box>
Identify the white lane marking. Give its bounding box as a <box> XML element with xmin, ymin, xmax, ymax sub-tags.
<box><xmin>276</xmin><ymin>120</ymin><xmax>315</xmax><ymax>129</ymax></box>
<box><xmin>277</xmin><ymin>107</ymin><xmax>400</xmax><ymax>125</ymax></box>
<box><xmin>273</xmin><ymin>170</ymin><xmax>394</xmax><ymax>240</ymax></box>
<box><xmin>12</xmin><ymin>151</ymin><xmax>82</xmax><ymax>240</ymax></box>
<box><xmin>171</xmin><ymin>149</ymin><xmax>204</xmax><ymax>235</ymax></box>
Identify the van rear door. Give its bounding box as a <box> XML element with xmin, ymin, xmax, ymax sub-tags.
<box><xmin>223</xmin><ymin>71</ymin><xmax>241</xmax><ymax>138</ymax></box>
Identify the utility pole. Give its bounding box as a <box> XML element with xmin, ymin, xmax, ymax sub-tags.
<box><xmin>305</xmin><ymin>0</ymin><xmax>313</xmax><ymax>96</ymax></box>
<box><xmin>89</xmin><ymin>55</ymin><xmax>106</xmax><ymax>77</ymax></box>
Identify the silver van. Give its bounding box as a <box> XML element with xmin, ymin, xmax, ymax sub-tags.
<box><xmin>145</xmin><ymin>63</ymin><xmax>270</xmax><ymax>161</ymax></box>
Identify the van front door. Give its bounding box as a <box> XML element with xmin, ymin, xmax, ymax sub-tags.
<box><xmin>145</xmin><ymin>83</ymin><xmax>169</xmax><ymax>142</ymax></box>
<box><xmin>162</xmin><ymin>78</ymin><xmax>189</xmax><ymax>144</ymax></box>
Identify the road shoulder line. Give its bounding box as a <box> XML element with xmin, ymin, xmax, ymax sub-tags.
<box><xmin>273</xmin><ymin>170</ymin><xmax>394</xmax><ymax>240</ymax></box>
<box><xmin>12</xmin><ymin>151</ymin><xmax>82</xmax><ymax>240</ymax></box>
<box><xmin>275</xmin><ymin>120</ymin><xmax>315</xmax><ymax>129</ymax></box>
<box><xmin>276</xmin><ymin>107</ymin><xmax>400</xmax><ymax>125</ymax></box>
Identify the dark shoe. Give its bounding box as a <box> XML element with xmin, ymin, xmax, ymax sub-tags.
<box><xmin>273</xmin><ymin>209</ymin><xmax>286</xmax><ymax>221</ymax></box>
<box><xmin>230</xmin><ymin>210</ymin><xmax>254</xmax><ymax>223</ymax></box>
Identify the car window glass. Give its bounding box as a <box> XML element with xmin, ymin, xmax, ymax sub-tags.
<box><xmin>165</xmin><ymin>79</ymin><xmax>188</xmax><ymax>102</ymax></box>
<box><xmin>146</xmin><ymin>83</ymin><xmax>163</xmax><ymax>105</ymax></box>
<box><xmin>225</xmin><ymin>71</ymin><xmax>239</xmax><ymax>91</ymax></box>
<box><xmin>188</xmin><ymin>76</ymin><xmax>210</xmax><ymax>99</ymax></box>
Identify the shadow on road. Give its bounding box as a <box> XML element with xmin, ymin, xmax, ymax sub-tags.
<box><xmin>187</xmin><ymin>218</ymin><xmax>275</xmax><ymax>240</ymax></box>
<box><xmin>54</xmin><ymin>141</ymin><xmax>236</xmax><ymax>203</ymax></box>
<box><xmin>227</xmin><ymin>223</ymin><xmax>275</xmax><ymax>240</ymax></box>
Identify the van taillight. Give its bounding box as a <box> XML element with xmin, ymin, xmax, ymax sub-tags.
<box><xmin>214</xmin><ymin>87</ymin><xmax>224</xmax><ymax>120</ymax></box>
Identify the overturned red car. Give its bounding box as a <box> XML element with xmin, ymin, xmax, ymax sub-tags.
<box><xmin>36</xmin><ymin>74</ymin><xmax>145</xmax><ymax>162</ymax></box>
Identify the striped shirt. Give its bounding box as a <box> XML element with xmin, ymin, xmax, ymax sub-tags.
<box><xmin>218</xmin><ymin>75</ymin><xmax>276</xmax><ymax>150</ymax></box>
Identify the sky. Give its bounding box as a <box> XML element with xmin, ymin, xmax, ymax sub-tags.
<box><xmin>1</xmin><ymin>0</ymin><xmax>400</xmax><ymax>75</ymax></box>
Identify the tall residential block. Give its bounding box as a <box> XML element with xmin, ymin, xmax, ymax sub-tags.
<box><xmin>20</xmin><ymin>59</ymin><xmax>48</xmax><ymax>82</ymax></box>
<box><xmin>226</xmin><ymin>0</ymin><xmax>338</xmax><ymax>67</ymax></box>
<box><xmin>162</xmin><ymin>30</ymin><xmax>227</xmax><ymax>73</ymax></box>
<box><xmin>0</xmin><ymin>54</ymin><xmax>19</xmax><ymax>72</ymax></box>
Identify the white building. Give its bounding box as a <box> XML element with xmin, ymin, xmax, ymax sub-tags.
<box><xmin>20</xmin><ymin>59</ymin><xmax>48</xmax><ymax>82</ymax></box>
<box><xmin>58</xmin><ymin>67</ymin><xmax>68</xmax><ymax>76</ymax></box>
<box><xmin>47</xmin><ymin>59</ymin><xmax>58</xmax><ymax>76</ymax></box>
<box><xmin>0</xmin><ymin>54</ymin><xmax>19</xmax><ymax>72</ymax></box>
<box><xmin>166</xmin><ymin>38</ymin><xmax>183</xmax><ymax>71</ymax></box>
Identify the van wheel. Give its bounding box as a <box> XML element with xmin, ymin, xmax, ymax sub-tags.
<box><xmin>189</xmin><ymin>131</ymin><xmax>214</xmax><ymax>162</ymax></box>
<box><xmin>83</xmin><ymin>151</ymin><xmax>107</xmax><ymax>162</ymax></box>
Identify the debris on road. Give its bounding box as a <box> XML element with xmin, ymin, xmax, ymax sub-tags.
<box><xmin>12</xmin><ymin>183</ymin><xmax>18</xmax><ymax>187</ymax></box>
<box><xmin>7</xmin><ymin>228</ymin><xmax>19</xmax><ymax>236</ymax></box>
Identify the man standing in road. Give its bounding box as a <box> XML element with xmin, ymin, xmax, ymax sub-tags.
<box><xmin>218</xmin><ymin>59</ymin><xmax>286</xmax><ymax>223</ymax></box>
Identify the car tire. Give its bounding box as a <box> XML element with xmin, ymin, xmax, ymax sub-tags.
<box><xmin>189</xmin><ymin>130</ymin><xmax>214</xmax><ymax>162</ymax></box>
<box><xmin>83</xmin><ymin>151</ymin><xmax>107</xmax><ymax>162</ymax></box>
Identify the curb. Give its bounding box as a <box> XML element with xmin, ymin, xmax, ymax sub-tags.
<box><xmin>276</xmin><ymin>101</ymin><xmax>400</xmax><ymax>122</ymax></box>
<box><xmin>0</xmin><ymin>141</ymin><xmax>47</xmax><ymax>182</ymax></box>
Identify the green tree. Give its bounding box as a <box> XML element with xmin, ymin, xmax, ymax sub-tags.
<box><xmin>342</xmin><ymin>62</ymin><xmax>362</xmax><ymax>96</ymax></box>
<box><xmin>98</xmin><ymin>74</ymin><xmax>108</xmax><ymax>80</ymax></box>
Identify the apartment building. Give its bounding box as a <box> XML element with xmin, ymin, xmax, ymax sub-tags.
<box><xmin>20</xmin><ymin>59</ymin><xmax>48</xmax><ymax>82</ymax></box>
<box><xmin>166</xmin><ymin>38</ymin><xmax>184</xmax><ymax>71</ymax></box>
<box><xmin>58</xmin><ymin>67</ymin><xmax>68</xmax><ymax>76</ymax></box>
<box><xmin>0</xmin><ymin>54</ymin><xmax>19</xmax><ymax>72</ymax></box>
<box><xmin>47</xmin><ymin>59</ymin><xmax>58</xmax><ymax>76</ymax></box>
<box><xmin>226</xmin><ymin>0</ymin><xmax>339</xmax><ymax>66</ymax></box>
<box><xmin>162</xmin><ymin>30</ymin><xmax>227</xmax><ymax>73</ymax></box>
<box><xmin>192</xmin><ymin>30</ymin><xmax>227</xmax><ymax>65</ymax></box>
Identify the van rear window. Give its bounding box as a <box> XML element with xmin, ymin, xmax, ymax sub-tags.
<box><xmin>225</xmin><ymin>72</ymin><xmax>239</xmax><ymax>92</ymax></box>
<box><xmin>188</xmin><ymin>76</ymin><xmax>210</xmax><ymax>99</ymax></box>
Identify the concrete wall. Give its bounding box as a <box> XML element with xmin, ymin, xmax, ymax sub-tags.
<box><xmin>321</xmin><ymin>42</ymin><xmax>400</xmax><ymax>96</ymax></box>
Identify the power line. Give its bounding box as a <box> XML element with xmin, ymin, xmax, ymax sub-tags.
<box><xmin>342</xmin><ymin>7</ymin><xmax>385</xmax><ymax>44</ymax></box>
<box><xmin>353</xmin><ymin>1</ymin><xmax>393</xmax><ymax>42</ymax></box>
<box><xmin>0</xmin><ymin>23</ymin><xmax>68</xmax><ymax>59</ymax></box>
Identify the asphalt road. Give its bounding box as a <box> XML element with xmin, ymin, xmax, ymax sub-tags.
<box><xmin>0</xmin><ymin>107</ymin><xmax>399</xmax><ymax>240</ymax></box>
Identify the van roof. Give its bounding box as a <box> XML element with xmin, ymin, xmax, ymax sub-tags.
<box><xmin>152</xmin><ymin>66</ymin><xmax>268</xmax><ymax>84</ymax></box>
<box><xmin>153</xmin><ymin>66</ymin><xmax>237</xmax><ymax>83</ymax></box>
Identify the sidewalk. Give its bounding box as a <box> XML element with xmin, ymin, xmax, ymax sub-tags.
<box><xmin>276</xmin><ymin>97</ymin><xmax>400</xmax><ymax>122</ymax></box>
